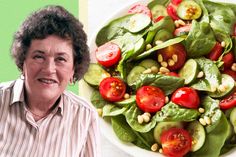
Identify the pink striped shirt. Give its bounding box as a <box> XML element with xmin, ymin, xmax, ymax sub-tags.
<box><xmin>0</xmin><ymin>78</ymin><xmax>101</xmax><ymax>157</ymax></box>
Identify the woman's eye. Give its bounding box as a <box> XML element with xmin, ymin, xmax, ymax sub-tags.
<box><xmin>56</xmin><ymin>57</ymin><xmax>67</xmax><ymax>62</ymax></box>
<box><xmin>33</xmin><ymin>55</ymin><xmax>44</xmax><ymax>60</ymax></box>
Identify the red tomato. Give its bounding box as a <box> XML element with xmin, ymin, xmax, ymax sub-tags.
<box><xmin>206</xmin><ymin>42</ymin><xmax>223</xmax><ymax>61</ymax></box>
<box><xmin>233</xmin><ymin>24</ymin><xmax>236</xmax><ymax>36</ymax></box>
<box><xmin>223</xmin><ymin>69</ymin><xmax>236</xmax><ymax>81</ymax></box>
<box><xmin>95</xmin><ymin>42</ymin><xmax>121</xmax><ymax>67</ymax></box>
<box><xmin>128</xmin><ymin>4</ymin><xmax>152</xmax><ymax>19</ymax></box>
<box><xmin>223</xmin><ymin>52</ymin><xmax>234</xmax><ymax>69</ymax></box>
<box><xmin>172</xmin><ymin>0</ymin><xmax>182</xmax><ymax>5</ymax></box>
<box><xmin>171</xmin><ymin>87</ymin><xmax>200</xmax><ymax>109</ymax></box>
<box><xmin>153</xmin><ymin>16</ymin><xmax>165</xmax><ymax>23</ymax></box>
<box><xmin>161</xmin><ymin>128</ymin><xmax>192</xmax><ymax>157</ymax></box>
<box><xmin>157</xmin><ymin>43</ymin><xmax>186</xmax><ymax>71</ymax></box>
<box><xmin>99</xmin><ymin>77</ymin><xmax>126</xmax><ymax>102</ymax></box>
<box><xmin>136</xmin><ymin>86</ymin><xmax>165</xmax><ymax>113</ymax></box>
<box><xmin>167</xmin><ymin>3</ymin><xmax>179</xmax><ymax>20</ymax></box>
<box><xmin>166</xmin><ymin>72</ymin><xmax>179</xmax><ymax>77</ymax></box>
<box><xmin>174</xmin><ymin>24</ymin><xmax>191</xmax><ymax>36</ymax></box>
<box><xmin>220</xmin><ymin>90</ymin><xmax>236</xmax><ymax>110</ymax></box>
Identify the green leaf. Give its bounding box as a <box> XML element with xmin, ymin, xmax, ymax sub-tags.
<box><xmin>90</xmin><ymin>90</ymin><xmax>109</xmax><ymax>108</ymax></box>
<box><xmin>102</xmin><ymin>104</ymin><xmax>127</xmax><ymax>117</ymax></box>
<box><xmin>131</xmin><ymin>73</ymin><xmax>184</xmax><ymax>95</ymax></box>
<box><xmin>154</xmin><ymin>102</ymin><xmax>200</xmax><ymax>122</ymax></box>
<box><xmin>111</xmin><ymin>115</ymin><xmax>137</xmax><ymax>142</ymax></box>
<box><xmin>125</xmin><ymin>104</ymin><xmax>157</xmax><ymax>133</ymax></box>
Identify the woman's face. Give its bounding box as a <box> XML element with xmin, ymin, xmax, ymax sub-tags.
<box><xmin>23</xmin><ymin>35</ymin><xmax>74</xmax><ymax>101</ymax></box>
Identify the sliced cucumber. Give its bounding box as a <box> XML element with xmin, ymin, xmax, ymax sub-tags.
<box><xmin>127</xmin><ymin>66</ymin><xmax>146</xmax><ymax>86</ymax></box>
<box><xmin>153</xmin><ymin>29</ymin><xmax>173</xmax><ymax>45</ymax></box>
<box><xmin>83</xmin><ymin>63</ymin><xmax>110</xmax><ymax>86</ymax></box>
<box><xmin>138</xmin><ymin>59</ymin><xmax>159</xmax><ymax>69</ymax></box>
<box><xmin>179</xmin><ymin>59</ymin><xmax>199</xmax><ymax>85</ymax></box>
<box><xmin>208</xmin><ymin>74</ymin><xmax>235</xmax><ymax>98</ymax></box>
<box><xmin>115</xmin><ymin>95</ymin><xmax>136</xmax><ymax>106</ymax></box>
<box><xmin>230</xmin><ymin>107</ymin><xmax>236</xmax><ymax>134</ymax></box>
<box><xmin>153</xmin><ymin>121</ymin><xmax>183</xmax><ymax>144</ymax></box>
<box><xmin>125</xmin><ymin>13</ymin><xmax>151</xmax><ymax>33</ymax></box>
<box><xmin>149</xmin><ymin>4</ymin><xmax>168</xmax><ymax>21</ymax></box>
<box><xmin>177</xmin><ymin>0</ymin><xmax>202</xmax><ymax>20</ymax></box>
<box><xmin>187</xmin><ymin>121</ymin><xmax>205</xmax><ymax>152</ymax></box>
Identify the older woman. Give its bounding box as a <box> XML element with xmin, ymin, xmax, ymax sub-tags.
<box><xmin>0</xmin><ymin>5</ymin><xmax>100</xmax><ymax>157</ymax></box>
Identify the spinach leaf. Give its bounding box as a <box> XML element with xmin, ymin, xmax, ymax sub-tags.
<box><xmin>203</xmin><ymin>0</ymin><xmax>236</xmax><ymax>35</ymax></box>
<box><xmin>154</xmin><ymin>102</ymin><xmax>200</xmax><ymax>122</ymax></box>
<box><xmin>111</xmin><ymin>115</ymin><xmax>137</xmax><ymax>142</ymax></box>
<box><xmin>190</xmin><ymin>113</ymin><xmax>230</xmax><ymax>157</ymax></box>
<box><xmin>136</xmin><ymin>36</ymin><xmax>185</xmax><ymax>60</ymax></box>
<box><xmin>125</xmin><ymin>104</ymin><xmax>156</xmax><ymax>133</ymax></box>
<box><xmin>191</xmin><ymin>57</ymin><xmax>221</xmax><ymax>92</ymax></box>
<box><xmin>102</xmin><ymin>104</ymin><xmax>128</xmax><ymax>117</ymax></box>
<box><xmin>95</xmin><ymin>14</ymin><xmax>133</xmax><ymax>46</ymax></box>
<box><xmin>131</xmin><ymin>73</ymin><xmax>184</xmax><ymax>95</ymax></box>
<box><xmin>184</xmin><ymin>20</ymin><xmax>216</xmax><ymax>57</ymax></box>
<box><xmin>200</xmin><ymin>96</ymin><xmax>222</xmax><ymax>133</ymax></box>
<box><xmin>91</xmin><ymin>90</ymin><xmax>110</xmax><ymax>108</ymax></box>
<box><xmin>132</xmin><ymin>130</ymin><xmax>155</xmax><ymax>150</ymax></box>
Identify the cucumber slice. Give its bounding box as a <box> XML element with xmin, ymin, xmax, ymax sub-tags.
<box><xmin>149</xmin><ymin>4</ymin><xmax>168</xmax><ymax>21</ymax></box>
<box><xmin>125</xmin><ymin>13</ymin><xmax>151</xmax><ymax>33</ymax></box>
<box><xmin>153</xmin><ymin>121</ymin><xmax>183</xmax><ymax>144</ymax></box>
<box><xmin>187</xmin><ymin>121</ymin><xmax>205</xmax><ymax>152</ymax></box>
<box><xmin>138</xmin><ymin>59</ymin><xmax>159</xmax><ymax>69</ymax></box>
<box><xmin>177</xmin><ymin>0</ymin><xmax>202</xmax><ymax>20</ymax></box>
<box><xmin>230</xmin><ymin>107</ymin><xmax>236</xmax><ymax>134</ymax></box>
<box><xmin>153</xmin><ymin>29</ymin><xmax>173</xmax><ymax>45</ymax></box>
<box><xmin>83</xmin><ymin>63</ymin><xmax>110</xmax><ymax>86</ymax></box>
<box><xmin>127</xmin><ymin>66</ymin><xmax>146</xmax><ymax>86</ymax></box>
<box><xmin>115</xmin><ymin>95</ymin><xmax>136</xmax><ymax>106</ymax></box>
<box><xmin>208</xmin><ymin>74</ymin><xmax>235</xmax><ymax>98</ymax></box>
<box><xmin>179</xmin><ymin>59</ymin><xmax>199</xmax><ymax>85</ymax></box>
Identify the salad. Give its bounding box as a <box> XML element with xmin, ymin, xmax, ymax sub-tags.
<box><xmin>84</xmin><ymin>0</ymin><xmax>236</xmax><ymax>156</ymax></box>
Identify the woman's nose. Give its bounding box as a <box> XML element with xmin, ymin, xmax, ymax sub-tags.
<box><xmin>42</xmin><ymin>58</ymin><xmax>56</xmax><ymax>73</ymax></box>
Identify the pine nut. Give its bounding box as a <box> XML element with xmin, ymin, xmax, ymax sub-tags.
<box><xmin>151</xmin><ymin>66</ymin><xmax>159</xmax><ymax>73</ymax></box>
<box><xmin>165</xmin><ymin>96</ymin><xmax>169</xmax><ymax>103</ymax></box>
<box><xmin>161</xmin><ymin>61</ymin><xmax>168</xmax><ymax>68</ymax></box>
<box><xmin>158</xmin><ymin>54</ymin><xmax>163</xmax><ymax>62</ymax></box>
<box><xmin>178</xmin><ymin>19</ymin><xmax>186</xmax><ymax>26</ymax></box>
<box><xmin>143</xmin><ymin>114</ymin><xmax>150</xmax><ymax>123</ymax></box>
<box><xmin>151</xmin><ymin>143</ymin><xmax>159</xmax><ymax>152</ymax></box>
<box><xmin>168</xmin><ymin>59</ymin><xmax>175</xmax><ymax>66</ymax></box>
<box><xmin>143</xmin><ymin>112</ymin><xmax>151</xmax><ymax>118</ymax></box>
<box><xmin>159</xmin><ymin>67</ymin><xmax>170</xmax><ymax>73</ymax></box>
<box><xmin>97</xmin><ymin>108</ymin><xmax>103</xmax><ymax>117</ymax></box>
<box><xmin>221</xmin><ymin>41</ymin><xmax>226</xmax><ymax>47</ymax></box>
<box><xmin>197</xmin><ymin>71</ymin><xmax>204</xmax><ymax>78</ymax></box>
<box><xmin>231</xmin><ymin>63</ymin><xmax>236</xmax><ymax>72</ymax></box>
<box><xmin>172</xmin><ymin>54</ymin><xmax>178</xmax><ymax>62</ymax></box>
<box><xmin>146</xmin><ymin>44</ymin><xmax>152</xmax><ymax>50</ymax></box>
<box><xmin>137</xmin><ymin>115</ymin><xmax>144</xmax><ymax>124</ymax></box>
<box><xmin>174</xmin><ymin>20</ymin><xmax>180</xmax><ymax>27</ymax></box>
<box><xmin>124</xmin><ymin>93</ymin><xmax>130</xmax><ymax>99</ymax></box>
<box><xmin>198</xmin><ymin>108</ymin><xmax>205</xmax><ymax>113</ymax></box>
<box><xmin>159</xmin><ymin>148</ymin><xmax>163</xmax><ymax>154</ymax></box>
<box><xmin>204</xmin><ymin>116</ymin><xmax>211</xmax><ymax>125</ymax></box>
<box><xmin>199</xmin><ymin>118</ymin><xmax>206</xmax><ymax>126</ymax></box>
<box><xmin>143</xmin><ymin>68</ymin><xmax>152</xmax><ymax>74</ymax></box>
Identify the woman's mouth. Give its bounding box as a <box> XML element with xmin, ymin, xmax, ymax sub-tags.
<box><xmin>38</xmin><ymin>78</ymin><xmax>57</xmax><ymax>84</ymax></box>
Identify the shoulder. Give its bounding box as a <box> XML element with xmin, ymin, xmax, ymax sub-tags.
<box><xmin>62</xmin><ymin>90</ymin><xmax>97</xmax><ymax>115</ymax></box>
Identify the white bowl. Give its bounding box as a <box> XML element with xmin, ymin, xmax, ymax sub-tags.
<box><xmin>80</xmin><ymin>0</ymin><xmax>236</xmax><ymax>156</ymax></box>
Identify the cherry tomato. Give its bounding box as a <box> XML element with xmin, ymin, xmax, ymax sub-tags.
<box><xmin>99</xmin><ymin>77</ymin><xmax>126</xmax><ymax>102</ymax></box>
<box><xmin>136</xmin><ymin>86</ymin><xmax>165</xmax><ymax>113</ymax></box>
<box><xmin>223</xmin><ymin>52</ymin><xmax>234</xmax><ymax>69</ymax></box>
<box><xmin>167</xmin><ymin>3</ymin><xmax>179</xmax><ymax>20</ymax></box>
<box><xmin>128</xmin><ymin>4</ymin><xmax>152</xmax><ymax>19</ymax></box>
<box><xmin>220</xmin><ymin>90</ymin><xmax>236</xmax><ymax>110</ymax></box>
<box><xmin>157</xmin><ymin>43</ymin><xmax>186</xmax><ymax>71</ymax></box>
<box><xmin>166</xmin><ymin>72</ymin><xmax>179</xmax><ymax>77</ymax></box>
<box><xmin>174</xmin><ymin>24</ymin><xmax>191</xmax><ymax>36</ymax></box>
<box><xmin>171</xmin><ymin>87</ymin><xmax>200</xmax><ymax>109</ymax></box>
<box><xmin>223</xmin><ymin>69</ymin><xmax>236</xmax><ymax>81</ymax></box>
<box><xmin>206</xmin><ymin>42</ymin><xmax>223</xmax><ymax>61</ymax></box>
<box><xmin>153</xmin><ymin>15</ymin><xmax>164</xmax><ymax>23</ymax></box>
<box><xmin>95</xmin><ymin>42</ymin><xmax>121</xmax><ymax>67</ymax></box>
<box><xmin>161</xmin><ymin>128</ymin><xmax>192</xmax><ymax>157</ymax></box>
<box><xmin>172</xmin><ymin>0</ymin><xmax>182</xmax><ymax>5</ymax></box>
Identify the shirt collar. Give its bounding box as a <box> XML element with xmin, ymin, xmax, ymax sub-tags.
<box><xmin>11</xmin><ymin>78</ymin><xmax>64</xmax><ymax>116</ymax></box>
